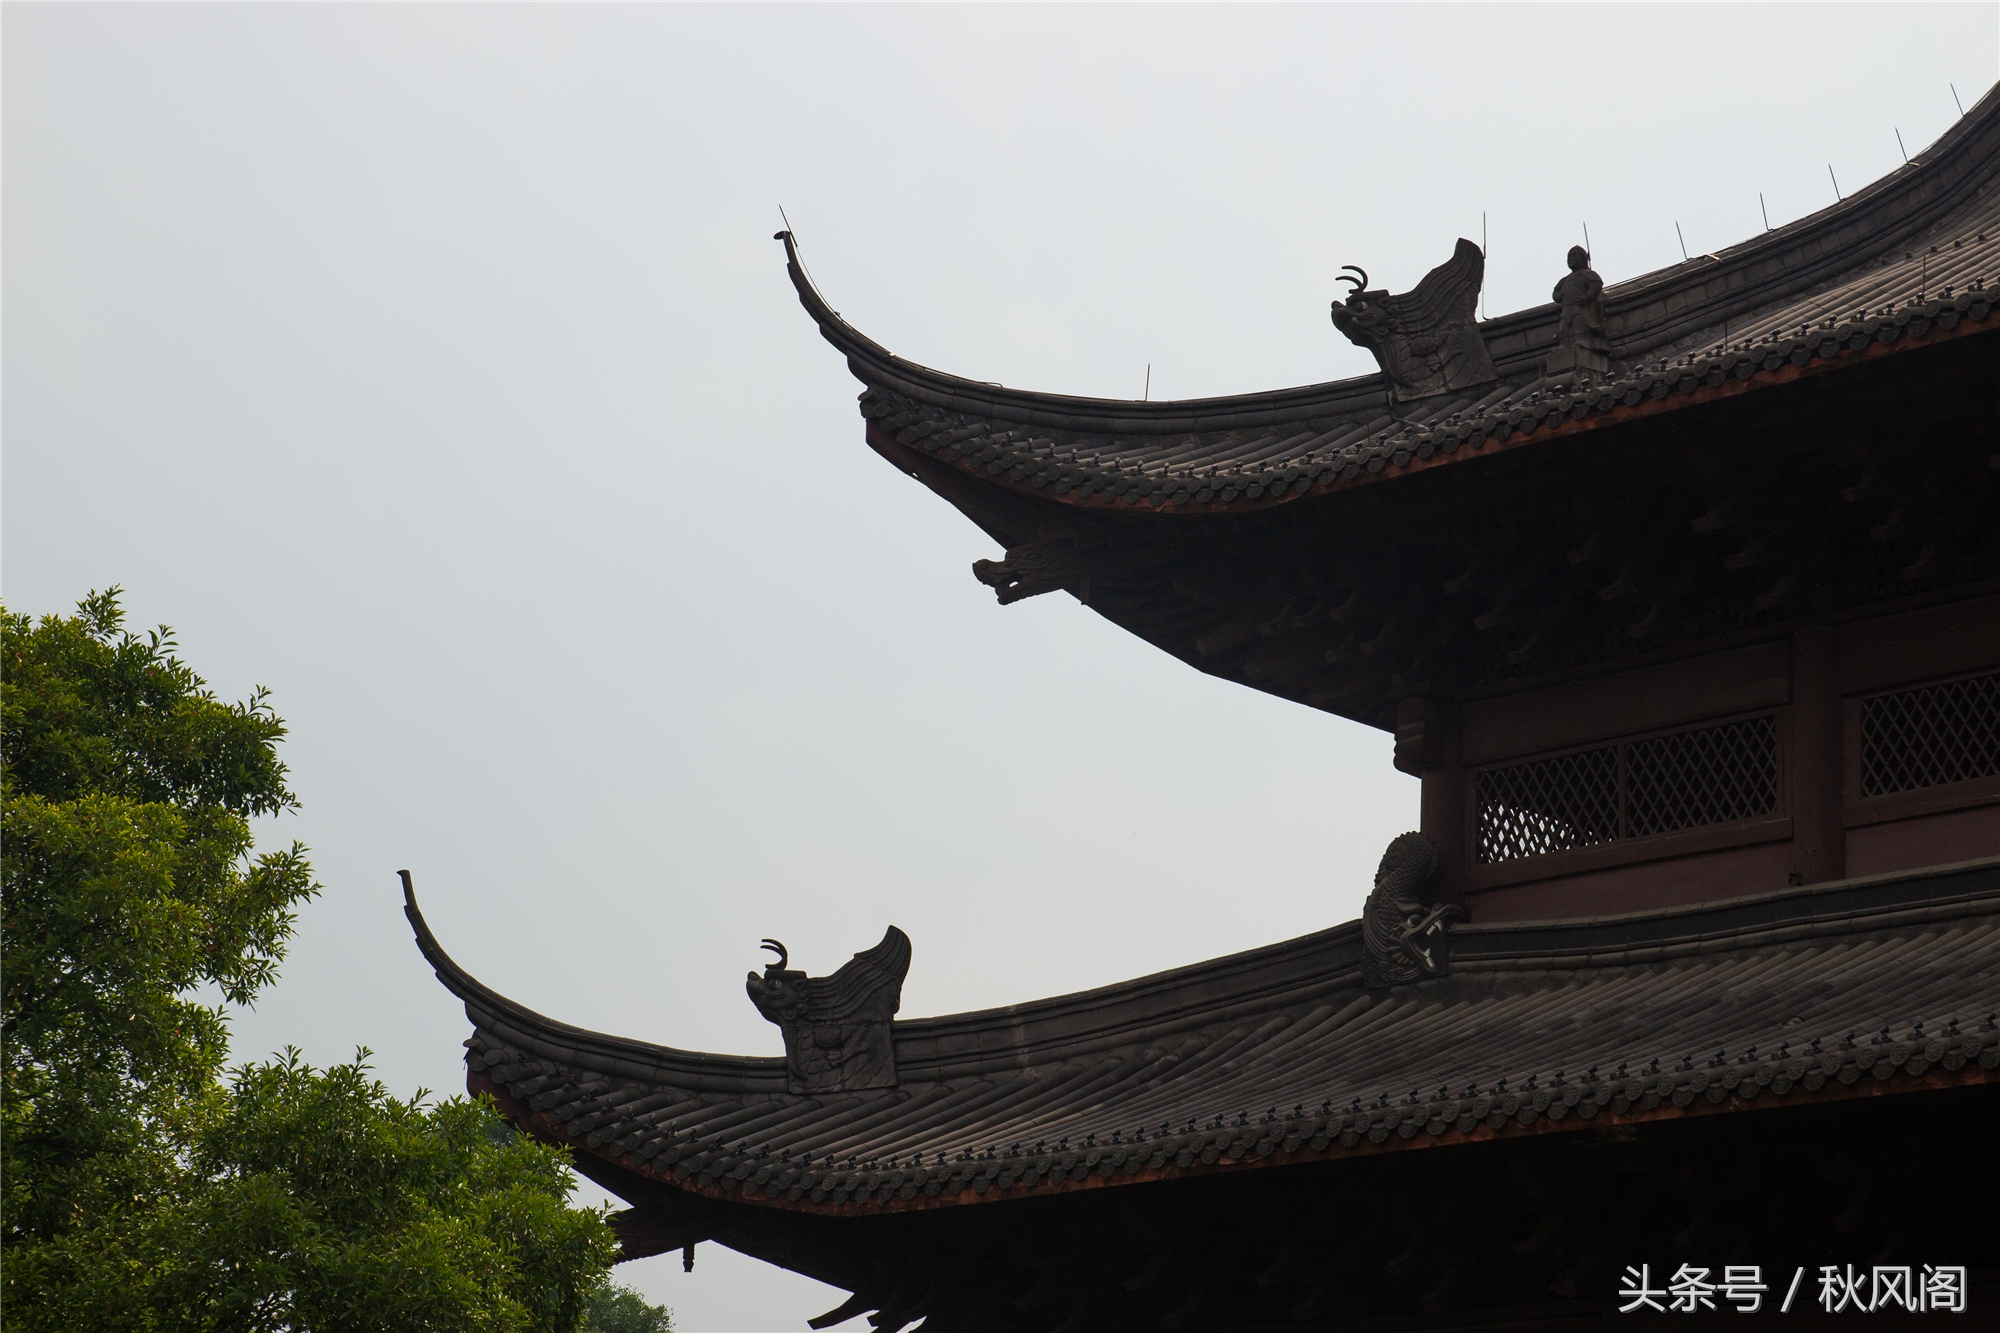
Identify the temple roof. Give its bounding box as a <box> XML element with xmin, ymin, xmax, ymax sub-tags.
<box><xmin>410</xmin><ymin>858</ymin><xmax>2000</xmax><ymax>1220</ymax></box>
<box><xmin>787</xmin><ymin>82</ymin><xmax>1998</xmax><ymax>528</ymax></box>
<box><xmin>775</xmin><ymin>89</ymin><xmax>2000</xmax><ymax>735</ymax></box>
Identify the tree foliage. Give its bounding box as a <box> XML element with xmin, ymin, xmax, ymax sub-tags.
<box><xmin>581</xmin><ymin>1280</ymin><xmax>675</xmax><ymax>1333</ymax></box>
<box><xmin>3</xmin><ymin>591</ymin><xmax>627</xmax><ymax>1330</ymax></box>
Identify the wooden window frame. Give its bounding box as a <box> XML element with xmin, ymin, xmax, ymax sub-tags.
<box><xmin>1465</xmin><ymin>708</ymin><xmax>1792</xmax><ymax>892</ymax></box>
<box><xmin>1842</xmin><ymin>667</ymin><xmax>2000</xmax><ymax>829</ymax></box>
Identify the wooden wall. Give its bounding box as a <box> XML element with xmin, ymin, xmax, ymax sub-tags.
<box><xmin>1435</xmin><ymin>593</ymin><xmax>2000</xmax><ymax>922</ymax></box>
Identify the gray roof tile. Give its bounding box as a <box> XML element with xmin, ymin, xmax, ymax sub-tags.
<box><xmin>410</xmin><ymin>859</ymin><xmax>2000</xmax><ymax>1215</ymax></box>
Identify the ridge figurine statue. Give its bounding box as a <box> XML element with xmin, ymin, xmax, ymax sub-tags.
<box><xmin>1329</xmin><ymin>239</ymin><xmax>1498</xmax><ymax>401</ymax></box>
<box><xmin>1546</xmin><ymin>244</ymin><xmax>1613</xmax><ymax>377</ymax></box>
<box><xmin>747</xmin><ymin>927</ymin><xmax>911</xmax><ymax>1093</ymax></box>
<box><xmin>1360</xmin><ymin>832</ymin><xmax>1464</xmax><ymax>987</ymax></box>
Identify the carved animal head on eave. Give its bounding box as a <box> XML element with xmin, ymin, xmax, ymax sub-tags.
<box><xmin>745</xmin><ymin>939</ymin><xmax>813</xmax><ymax>1026</ymax></box>
<box><xmin>1330</xmin><ymin>265</ymin><xmax>1391</xmax><ymax>338</ymax></box>
<box><xmin>746</xmin><ymin>927</ymin><xmax>912</xmax><ymax>1093</ymax></box>
<box><xmin>1329</xmin><ymin>239</ymin><xmax>1498</xmax><ymax>402</ymax></box>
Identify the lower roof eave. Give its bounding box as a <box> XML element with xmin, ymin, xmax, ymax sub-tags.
<box><xmin>448</xmin><ymin>859</ymin><xmax>2000</xmax><ymax>1224</ymax></box>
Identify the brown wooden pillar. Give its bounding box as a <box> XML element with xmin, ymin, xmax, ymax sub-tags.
<box><xmin>1395</xmin><ymin>697</ymin><xmax>1468</xmax><ymax>909</ymax></box>
<box><xmin>1790</xmin><ymin>626</ymin><xmax>1845</xmax><ymax>885</ymax></box>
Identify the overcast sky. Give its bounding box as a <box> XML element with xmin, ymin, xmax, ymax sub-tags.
<box><xmin>6</xmin><ymin>5</ymin><xmax>1995</xmax><ymax>1329</ymax></box>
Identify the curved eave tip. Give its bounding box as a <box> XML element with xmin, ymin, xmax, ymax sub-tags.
<box><xmin>399</xmin><ymin>869</ymin><xmax>494</xmax><ymax>1015</ymax></box>
<box><xmin>400</xmin><ymin>869</ymin><xmax>455</xmax><ymax>979</ymax></box>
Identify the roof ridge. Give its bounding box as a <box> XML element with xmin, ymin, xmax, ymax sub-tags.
<box><xmin>866</xmin><ymin>285</ymin><xmax>1997</xmax><ymax>516</ymax></box>
<box><xmin>780</xmin><ymin>79</ymin><xmax>2000</xmax><ymax>435</ymax></box>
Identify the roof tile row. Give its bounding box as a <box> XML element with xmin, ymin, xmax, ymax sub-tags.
<box><xmin>857</xmin><ymin>193</ymin><xmax>1999</xmax><ymax>517</ymax></box>
<box><xmin>448</xmin><ymin>865</ymin><xmax>2000</xmax><ymax>1214</ymax></box>
<box><xmin>474</xmin><ymin>1013</ymin><xmax>1998</xmax><ymax>1209</ymax></box>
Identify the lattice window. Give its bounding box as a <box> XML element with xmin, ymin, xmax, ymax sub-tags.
<box><xmin>1859</xmin><ymin>672</ymin><xmax>2000</xmax><ymax>798</ymax></box>
<box><xmin>1475</xmin><ymin>715</ymin><xmax>1780</xmax><ymax>865</ymax></box>
<box><xmin>1627</xmin><ymin>715</ymin><xmax>1779</xmax><ymax>837</ymax></box>
<box><xmin>1475</xmin><ymin>747</ymin><xmax>1619</xmax><ymax>864</ymax></box>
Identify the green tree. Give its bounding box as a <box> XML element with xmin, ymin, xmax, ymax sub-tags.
<box><xmin>3</xmin><ymin>591</ymin><xmax>617</xmax><ymax>1330</ymax></box>
<box><xmin>151</xmin><ymin>1051</ymin><xmax>617</xmax><ymax>1333</ymax></box>
<box><xmin>581</xmin><ymin>1278</ymin><xmax>674</xmax><ymax>1333</ymax></box>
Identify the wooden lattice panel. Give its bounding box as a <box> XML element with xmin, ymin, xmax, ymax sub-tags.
<box><xmin>1476</xmin><ymin>715</ymin><xmax>1780</xmax><ymax>865</ymax></box>
<box><xmin>1627</xmin><ymin>715</ymin><xmax>1779</xmax><ymax>838</ymax></box>
<box><xmin>1474</xmin><ymin>747</ymin><xmax>1619</xmax><ymax>864</ymax></box>
<box><xmin>1859</xmin><ymin>671</ymin><xmax>2000</xmax><ymax>798</ymax></box>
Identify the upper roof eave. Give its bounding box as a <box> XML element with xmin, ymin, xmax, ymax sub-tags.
<box><xmin>778</xmin><ymin>228</ymin><xmax>1395</xmax><ymax>434</ymax></box>
<box><xmin>783</xmin><ymin>80</ymin><xmax>2000</xmax><ymax>445</ymax></box>
<box><xmin>1591</xmin><ymin>78</ymin><xmax>2000</xmax><ymax>359</ymax></box>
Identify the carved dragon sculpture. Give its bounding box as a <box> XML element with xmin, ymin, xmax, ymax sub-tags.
<box><xmin>1330</xmin><ymin>240</ymin><xmax>1498</xmax><ymax>402</ymax></box>
<box><xmin>1361</xmin><ymin>831</ymin><xmax>1464</xmax><ymax>987</ymax></box>
<box><xmin>747</xmin><ymin>928</ymin><xmax>911</xmax><ymax>1093</ymax></box>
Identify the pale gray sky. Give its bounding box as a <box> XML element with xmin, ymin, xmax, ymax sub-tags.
<box><xmin>5</xmin><ymin>5</ymin><xmax>1994</xmax><ymax>1329</ymax></box>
